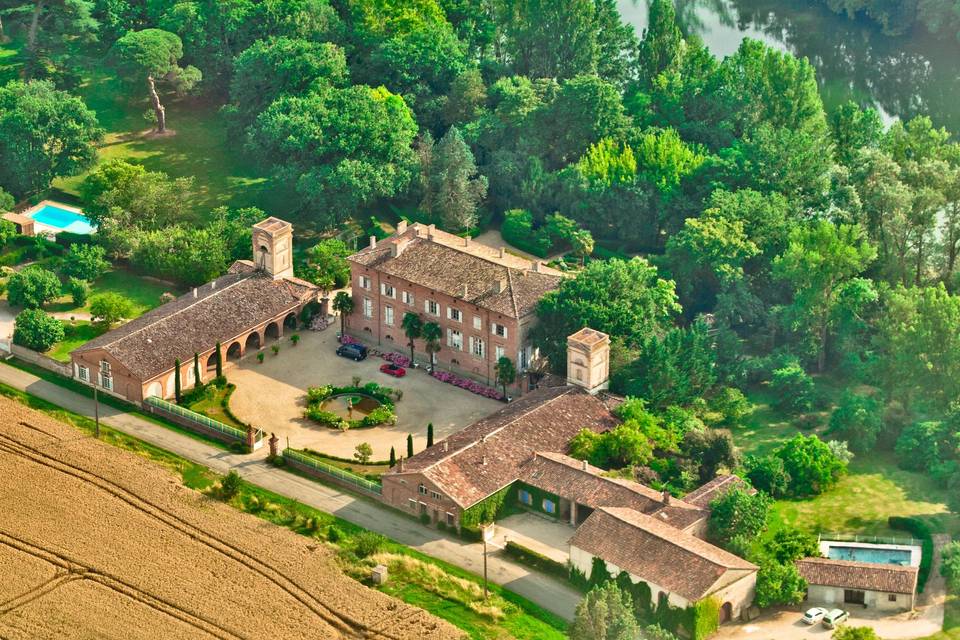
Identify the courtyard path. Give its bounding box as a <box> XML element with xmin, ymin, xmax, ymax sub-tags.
<box><xmin>0</xmin><ymin>361</ymin><xmax>582</xmax><ymax>622</ymax></box>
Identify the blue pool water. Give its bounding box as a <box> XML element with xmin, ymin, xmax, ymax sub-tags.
<box><xmin>29</xmin><ymin>204</ymin><xmax>95</xmax><ymax>234</ymax></box>
<box><xmin>827</xmin><ymin>546</ymin><xmax>912</xmax><ymax>566</ymax></box>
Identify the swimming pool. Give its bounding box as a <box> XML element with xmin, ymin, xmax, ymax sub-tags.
<box><xmin>26</xmin><ymin>201</ymin><xmax>95</xmax><ymax>235</ymax></box>
<box><xmin>820</xmin><ymin>540</ymin><xmax>921</xmax><ymax>567</ymax></box>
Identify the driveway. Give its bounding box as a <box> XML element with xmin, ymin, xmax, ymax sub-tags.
<box><xmin>227</xmin><ymin>328</ymin><xmax>501</xmax><ymax>460</ymax></box>
<box><xmin>493</xmin><ymin>512</ymin><xmax>574</xmax><ymax>565</ymax></box>
<box><xmin>716</xmin><ymin>604</ymin><xmax>943</xmax><ymax>640</ymax></box>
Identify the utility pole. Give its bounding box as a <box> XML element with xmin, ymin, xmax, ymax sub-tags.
<box><xmin>93</xmin><ymin>386</ymin><xmax>100</xmax><ymax>438</ymax></box>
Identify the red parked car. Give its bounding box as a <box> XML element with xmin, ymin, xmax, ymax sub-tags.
<box><xmin>380</xmin><ymin>363</ymin><xmax>406</xmax><ymax>378</ymax></box>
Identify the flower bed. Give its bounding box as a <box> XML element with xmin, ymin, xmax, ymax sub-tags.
<box><xmin>304</xmin><ymin>382</ymin><xmax>398</xmax><ymax>430</ymax></box>
<box><xmin>340</xmin><ymin>334</ymin><xmax>362</xmax><ymax>346</ymax></box>
<box><xmin>431</xmin><ymin>370</ymin><xmax>503</xmax><ymax>400</ymax></box>
<box><xmin>382</xmin><ymin>352</ymin><xmax>411</xmax><ymax>368</ymax></box>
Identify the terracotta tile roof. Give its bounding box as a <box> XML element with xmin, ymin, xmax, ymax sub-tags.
<box><xmin>568</xmin><ymin>327</ymin><xmax>608</xmax><ymax>347</ymax></box>
<box><xmin>349</xmin><ymin>224</ymin><xmax>563</xmax><ymax>318</ymax></box>
<box><xmin>72</xmin><ymin>263</ymin><xmax>317</xmax><ymax>380</ymax></box>
<box><xmin>682</xmin><ymin>475</ymin><xmax>752</xmax><ymax>508</ymax></box>
<box><xmin>796</xmin><ymin>558</ymin><xmax>918</xmax><ymax>595</ymax></box>
<box><xmin>520</xmin><ymin>452</ymin><xmax>688</xmax><ymax>514</ymax></box>
<box><xmin>569</xmin><ymin>507</ymin><xmax>757</xmax><ymax>602</ymax></box>
<box><xmin>388</xmin><ymin>386</ymin><xmax>620</xmax><ymax>508</ymax></box>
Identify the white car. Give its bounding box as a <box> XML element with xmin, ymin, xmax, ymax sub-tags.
<box><xmin>822</xmin><ymin>609</ymin><xmax>850</xmax><ymax>629</ymax></box>
<box><xmin>801</xmin><ymin>607</ymin><xmax>827</xmax><ymax>625</ymax></box>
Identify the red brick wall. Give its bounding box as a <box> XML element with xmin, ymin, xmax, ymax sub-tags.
<box><xmin>382</xmin><ymin>471</ymin><xmax>463</xmax><ymax>527</ymax></box>
<box><xmin>347</xmin><ymin>262</ymin><xmax>534</xmax><ymax>391</ymax></box>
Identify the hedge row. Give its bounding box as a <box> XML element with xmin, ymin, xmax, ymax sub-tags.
<box><xmin>503</xmin><ymin>541</ymin><xmax>573</xmax><ymax>585</ymax></box>
<box><xmin>888</xmin><ymin>516</ymin><xmax>934</xmax><ymax>592</ymax></box>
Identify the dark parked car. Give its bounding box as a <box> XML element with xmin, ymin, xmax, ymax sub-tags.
<box><xmin>336</xmin><ymin>343</ymin><xmax>368</xmax><ymax>361</ymax></box>
<box><xmin>379</xmin><ymin>363</ymin><xmax>406</xmax><ymax>378</ymax></box>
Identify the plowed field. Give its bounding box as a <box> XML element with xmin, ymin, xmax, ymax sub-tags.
<box><xmin>0</xmin><ymin>396</ymin><xmax>462</xmax><ymax>640</ymax></box>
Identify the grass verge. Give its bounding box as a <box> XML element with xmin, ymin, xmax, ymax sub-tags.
<box><xmin>0</xmin><ymin>381</ymin><xmax>567</xmax><ymax>639</ymax></box>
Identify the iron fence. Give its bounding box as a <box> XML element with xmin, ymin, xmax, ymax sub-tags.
<box><xmin>283</xmin><ymin>448</ymin><xmax>382</xmax><ymax>495</ymax></box>
<box><xmin>145</xmin><ymin>396</ymin><xmax>248</xmax><ymax>441</ymax></box>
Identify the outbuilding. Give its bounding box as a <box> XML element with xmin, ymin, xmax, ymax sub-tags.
<box><xmin>796</xmin><ymin>557</ymin><xmax>918</xmax><ymax>612</ymax></box>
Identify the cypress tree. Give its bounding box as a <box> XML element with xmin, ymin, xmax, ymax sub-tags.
<box><xmin>174</xmin><ymin>359</ymin><xmax>182</xmax><ymax>403</ymax></box>
<box><xmin>389</xmin><ymin>446</ymin><xmax>396</xmax><ymax>468</ymax></box>
<box><xmin>427</xmin><ymin>422</ymin><xmax>434</xmax><ymax>447</ymax></box>
<box><xmin>407</xmin><ymin>433</ymin><xmax>414</xmax><ymax>458</ymax></box>
<box><xmin>193</xmin><ymin>352</ymin><xmax>201</xmax><ymax>389</ymax></box>
<box><xmin>215</xmin><ymin>341</ymin><xmax>223</xmax><ymax>378</ymax></box>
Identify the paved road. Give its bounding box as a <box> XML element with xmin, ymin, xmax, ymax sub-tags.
<box><xmin>0</xmin><ymin>361</ymin><xmax>581</xmax><ymax>622</ymax></box>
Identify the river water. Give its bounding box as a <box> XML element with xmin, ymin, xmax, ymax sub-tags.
<box><xmin>618</xmin><ymin>0</ymin><xmax>960</xmax><ymax>132</ymax></box>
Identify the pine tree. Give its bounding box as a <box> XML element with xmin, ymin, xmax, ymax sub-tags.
<box><xmin>389</xmin><ymin>446</ymin><xmax>396</xmax><ymax>468</ymax></box>
<box><xmin>193</xmin><ymin>352</ymin><xmax>201</xmax><ymax>389</ymax></box>
<box><xmin>174</xmin><ymin>359</ymin><xmax>182</xmax><ymax>403</ymax></box>
<box><xmin>407</xmin><ymin>433</ymin><xmax>414</xmax><ymax>458</ymax></box>
<box><xmin>427</xmin><ymin>423</ymin><xmax>434</xmax><ymax>448</ymax></box>
<box><xmin>422</xmin><ymin>126</ymin><xmax>487</xmax><ymax>232</ymax></box>
<box><xmin>215</xmin><ymin>341</ymin><xmax>223</xmax><ymax>378</ymax></box>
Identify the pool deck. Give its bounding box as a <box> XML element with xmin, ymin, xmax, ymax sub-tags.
<box><xmin>19</xmin><ymin>200</ymin><xmax>95</xmax><ymax>237</ymax></box>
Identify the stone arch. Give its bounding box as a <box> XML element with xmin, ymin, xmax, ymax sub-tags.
<box><xmin>284</xmin><ymin>312</ymin><xmax>297</xmax><ymax>330</ymax></box>
<box><xmin>265</xmin><ymin>321</ymin><xmax>281</xmax><ymax>341</ymax></box>
<box><xmin>227</xmin><ymin>341</ymin><xmax>242</xmax><ymax>361</ymax></box>
<box><xmin>165</xmin><ymin>372</ymin><xmax>177</xmax><ymax>397</ymax></box>
<box><xmin>720</xmin><ymin>602</ymin><xmax>733</xmax><ymax>624</ymax></box>
<box><xmin>245</xmin><ymin>332</ymin><xmax>261</xmax><ymax>352</ymax></box>
<box><xmin>187</xmin><ymin>365</ymin><xmax>197</xmax><ymax>387</ymax></box>
<box><xmin>145</xmin><ymin>381</ymin><xmax>162</xmax><ymax>399</ymax></box>
<box><xmin>206</xmin><ymin>351</ymin><xmax>218</xmax><ymax>372</ymax></box>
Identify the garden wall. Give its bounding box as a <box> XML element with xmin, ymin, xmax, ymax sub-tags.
<box><xmin>5</xmin><ymin>344</ymin><xmax>72</xmax><ymax>377</ymax></box>
<box><xmin>142</xmin><ymin>401</ymin><xmax>240</xmax><ymax>446</ymax></box>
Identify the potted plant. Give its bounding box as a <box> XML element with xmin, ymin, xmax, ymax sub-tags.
<box><xmin>257</xmin><ymin>352</ymin><xmax>265</xmax><ymax>364</ymax></box>
<box><xmin>291</xmin><ymin>334</ymin><xmax>300</xmax><ymax>346</ymax></box>
<box><xmin>271</xmin><ymin>344</ymin><xmax>280</xmax><ymax>356</ymax></box>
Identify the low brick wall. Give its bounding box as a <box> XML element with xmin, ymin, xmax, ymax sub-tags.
<box><xmin>141</xmin><ymin>403</ymin><xmax>240</xmax><ymax>446</ymax></box>
<box><xmin>8</xmin><ymin>344</ymin><xmax>72</xmax><ymax>377</ymax></box>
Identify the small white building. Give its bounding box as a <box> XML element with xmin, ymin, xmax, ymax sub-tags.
<box><xmin>796</xmin><ymin>557</ymin><xmax>918</xmax><ymax>612</ymax></box>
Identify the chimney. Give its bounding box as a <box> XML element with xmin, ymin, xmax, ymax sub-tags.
<box><xmin>397</xmin><ymin>220</ymin><xmax>408</xmax><ymax>234</ymax></box>
<box><xmin>499</xmin><ymin>247</ymin><xmax>506</xmax><ymax>259</ymax></box>
<box><xmin>398</xmin><ymin>457</ymin><xmax>404</xmax><ymax>471</ymax></box>
<box><xmin>582</xmin><ymin>459</ymin><xmax>588</xmax><ymax>471</ymax></box>
<box><xmin>427</xmin><ymin>224</ymin><xmax>436</xmax><ymax>238</ymax></box>
<box><xmin>462</xmin><ymin>283</ymin><xmax>469</xmax><ymax>299</ymax></box>
<box><xmin>192</xmin><ymin>288</ymin><xmax>198</xmax><ymax>299</ymax></box>
<box><xmin>482</xmin><ymin>455</ymin><xmax>487</xmax><ymax>466</ymax></box>
<box><xmin>492</xmin><ymin>278</ymin><xmax>507</xmax><ymax>294</ymax></box>
<box><xmin>442</xmin><ymin>441</ymin><xmax>448</xmax><ymax>452</ymax></box>
<box><xmin>390</xmin><ymin>239</ymin><xmax>409</xmax><ymax>258</ymax></box>
<box><xmin>662</xmin><ymin>489</ymin><xmax>671</xmax><ymax>505</ymax></box>
<box><xmin>369</xmin><ymin>236</ymin><xmax>377</xmax><ymax>249</ymax></box>
<box><xmin>211</xmin><ymin>279</ymin><xmax>217</xmax><ymax>290</ymax></box>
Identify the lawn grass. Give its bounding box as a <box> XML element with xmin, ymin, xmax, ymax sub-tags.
<box><xmin>47</xmin><ymin>320</ymin><xmax>106</xmax><ymax>362</ymax></box>
<box><xmin>186</xmin><ymin>384</ymin><xmax>247</xmax><ymax>431</ymax></box>
<box><xmin>0</xmin><ymin>381</ymin><xmax>566</xmax><ymax>639</ymax></box>
<box><xmin>0</xmin><ymin>36</ymin><xmax>24</xmax><ymax>85</ymax></box>
<box><xmin>51</xmin><ymin>72</ymin><xmax>295</xmax><ymax>221</ymax></box>
<box><xmin>47</xmin><ymin>268</ymin><xmax>181</xmax><ymax>318</ymax></box>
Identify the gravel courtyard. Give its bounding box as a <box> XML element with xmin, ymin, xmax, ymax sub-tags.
<box><xmin>228</xmin><ymin>328</ymin><xmax>502</xmax><ymax>460</ymax></box>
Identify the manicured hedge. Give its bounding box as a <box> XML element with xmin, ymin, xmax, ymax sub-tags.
<box><xmin>504</xmin><ymin>541</ymin><xmax>572</xmax><ymax>584</ymax></box>
<box><xmin>889</xmin><ymin>516</ymin><xmax>934</xmax><ymax>592</ymax></box>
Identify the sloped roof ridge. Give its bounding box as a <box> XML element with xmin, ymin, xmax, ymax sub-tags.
<box><xmin>600</xmin><ymin>507</ymin><xmax>757</xmax><ymax>570</ymax></box>
<box><xmin>420</xmin><ymin>387</ymin><xmax>577</xmax><ymax>473</ymax></box>
<box><xmin>75</xmin><ymin>272</ymin><xmax>253</xmax><ymax>353</ymax></box>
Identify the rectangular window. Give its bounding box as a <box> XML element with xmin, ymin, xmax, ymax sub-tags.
<box><xmin>100</xmin><ymin>360</ymin><xmax>111</xmax><ymax>375</ymax></box>
<box><xmin>363</xmin><ymin>297</ymin><xmax>373</xmax><ymax>319</ymax></box>
<box><xmin>446</xmin><ymin>512</ymin><xmax>455</xmax><ymax>526</ymax></box>
<box><xmin>381</xmin><ymin>283</ymin><xmax>395</xmax><ymax>298</ymax></box>
<box><xmin>519</xmin><ymin>489</ymin><xmax>532</xmax><ymax>506</ymax></box>
<box><xmin>100</xmin><ymin>373</ymin><xmax>113</xmax><ymax>391</ymax></box>
<box><xmin>408</xmin><ymin>499</ymin><xmax>417</xmax><ymax>510</ymax></box>
<box><xmin>542</xmin><ymin>498</ymin><xmax>556</xmax><ymax>514</ymax></box>
<box><xmin>426</xmin><ymin>300</ymin><xmax>440</xmax><ymax>316</ymax></box>
<box><xmin>471</xmin><ymin>337</ymin><xmax>485</xmax><ymax>358</ymax></box>
<box><xmin>430</xmin><ymin>491</ymin><xmax>442</xmax><ymax>500</ymax></box>
<box><xmin>384</xmin><ymin>305</ymin><xmax>394</xmax><ymax>326</ymax></box>
<box><xmin>495</xmin><ymin>345</ymin><xmax>505</xmax><ymax>360</ymax></box>
<box><xmin>359</xmin><ymin>275</ymin><xmax>371</xmax><ymax>290</ymax></box>
<box><xmin>447</xmin><ymin>329</ymin><xmax>463</xmax><ymax>350</ymax></box>
<box><xmin>888</xmin><ymin>594</ymin><xmax>897</xmax><ymax>602</ymax></box>
<box><xmin>473</xmin><ymin>316</ymin><xmax>482</xmax><ymax>331</ymax></box>
<box><xmin>402</xmin><ymin>291</ymin><xmax>414</xmax><ymax>305</ymax></box>
<box><xmin>519</xmin><ymin>346</ymin><xmax>529</xmax><ymax>370</ymax></box>
<box><xmin>78</xmin><ymin>366</ymin><xmax>89</xmax><ymax>382</ymax></box>
<box><xmin>492</xmin><ymin>323</ymin><xmax>508</xmax><ymax>338</ymax></box>
<box><xmin>447</xmin><ymin>307</ymin><xmax>462</xmax><ymax>322</ymax></box>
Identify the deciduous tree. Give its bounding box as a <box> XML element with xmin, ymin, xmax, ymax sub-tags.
<box><xmin>6</xmin><ymin>266</ymin><xmax>61</xmax><ymax>309</ymax></box>
<box><xmin>12</xmin><ymin>308</ymin><xmax>64</xmax><ymax>351</ymax></box>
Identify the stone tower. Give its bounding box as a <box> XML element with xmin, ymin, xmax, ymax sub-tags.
<box><xmin>252</xmin><ymin>217</ymin><xmax>294</xmax><ymax>280</ymax></box>
<box><xmin>567</xmin><ymin>328</ymin><xmax>610</xmax><ymax>394</ymax></box>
